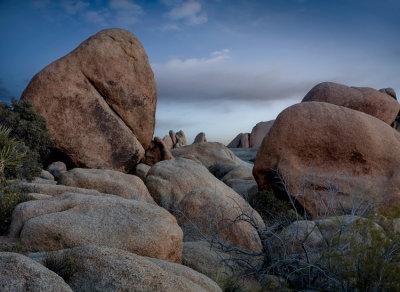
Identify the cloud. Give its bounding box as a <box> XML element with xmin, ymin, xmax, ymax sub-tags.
<box><xmin>166</xmin><ymin>0</ymin><xmax>207</xmax><ymax>25</ymax></box>
<box><xmin>31</xmin><ymin>0</ymin><xmax>143</xmax><ymax>27</ymax></box>
<box><xmin>159</xmin><ymin>49</ymin><xmax>230</xmax><ymax>69</ymax></box>
<box><xmin>109</xmin><ymin>0</ymin><xmax>143</xmax><ymax>26</ymax></box>
<box><xmin>153</xmin><ymin>50</ymin><xmax>315</xmax><ymax>105</ymax></box>
<box><xmin>160</xmin><ymin>23</ymin><xmax>181</xmax><ymax>31</ymax></box>
<box><xmin>61</xmin><ymin>0</ymin><xmax>89</xmax><ymax>15</ymax></box>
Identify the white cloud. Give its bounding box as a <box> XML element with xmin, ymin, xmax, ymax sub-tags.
<box><xmin>152</xmin><ymin>50</ymin><xmax>316</xmax><ymax>106</ymax></box>
<box><xmin>61</xmin><ymin>0</ymin><xmax>90</xmax><ymax>15</ymax></box>
<box><xmin>163</xmin><ymin>50</ymin><xmax>230</xmax><ymax>69</ymax></box>
<box><xmin>160</xmin><ymin>23</ymin><xmax>181</xmax><ymax>31</ymax></box>
<box><xmin>85</xmin><ymin>10</ymin><xmax>108</xmax><ymax>25</ymax></box>
<box><xmin>109</xmin><ymin>0</ymin><xmax>143</xmax><ymax>25</ymax></box>
<box><xmin>166</xmin><ymin>0</ymin><xmax>207</xmax><ymax>25</ymax></box>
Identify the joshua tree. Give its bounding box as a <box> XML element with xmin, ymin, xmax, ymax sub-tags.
<box><xmin>0</xmin><ymin>125</ymin><xmax>25</xmax><ymax>184</ymax></box>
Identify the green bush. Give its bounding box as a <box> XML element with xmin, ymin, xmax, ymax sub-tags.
<box><xmin>0</xmin><ymin>125</ymin><xmax>26</xmax><ymax>183</ymax></box>
<box><xmin>0</xmin><ymin>98</ymin><xmax>53</xmax><ymax>180</ymax></box>
<box><xmin>0</xmin><ymin>185</ymin><xmax>34</xmax><ymax>235</ymax></box>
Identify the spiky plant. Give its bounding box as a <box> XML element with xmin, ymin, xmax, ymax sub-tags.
<box><xmin>0</xmin><ymin>125</ymin><xmax>25</xmax><ymax>184</ymax></box>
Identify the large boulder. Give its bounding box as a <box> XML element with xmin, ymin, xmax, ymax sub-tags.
<box><xmin>177</xmin><ymin>188</ymin><xmax>264</xmax><ymax>253</ymax></box>
<box><xmin>146</xmin><ymin>157</ymin><xmax>240</xmax><ymax>208</ymax></box>
<box><xmin>302</xmin><ymin>82</ymin><xmax>400</xmax><ymax>125</ymax></box>
<box><xmin>249</xmin><ymin>120</ymin><xmax>274</xmax><ymax>148</ymax></box>
<box><xmin>21</xmin><ymin>29</ymin><xmax>156</xmax><ymax>172</ymax></box>
<box><xmin>227</xmin><ymin>133</ymin><xmax>250</xmax><ymax>148</ymax></box>
<box><xmin>30</xmin><ymin>246</ymin><xmax>221</xmax><ymax>292</ymax></box>
<box><xmin>58</xmin><ymin>168</ymin><xmax>155</xmax><ymax>204</ymax></box>
<box><xmin>9</xmin><ymin>193</ymin><xmax>182</xmax><ymax>263</ymax></box>
<box><xmin>0</xmin><ymin>252</ymin><xmax>72</xmax><ymax>291</ymax></box>
<box><xmin>171</xmin><ymin>142</ymin><xmax>250</xmax><ymax>178</ymax></box>
<box><xmin>253</xmin><ymin>101</ymin><xmax>400</xmax><ymax>218</ymax></box>
<box><xmin>146</xmin><ymin>157</ymin><xmax>264</xmax><ymax>252</ymax></box>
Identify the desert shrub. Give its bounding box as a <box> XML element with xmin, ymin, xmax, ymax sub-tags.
<box><xmin>0</xmin><ymin>98</ymin><xmax>53</xmax><ymax>180</ymax></box>
<box><xmin>248</xmin><ymin>190</ymin><xmax>298</xmax><ymax>225</ymax></box>
<box><xmin>43</xmin><ymin>251</ymin><xmax>79</xmax><ymax>281</ymax></box>
<box><xmin>0</xmin><ymin>185</ymin><xmax>34</xmax><ymax>235</ymax></box>
<box><xmin>0</xmin><ymin>125</ymin><xmax>26</xmax><ymax>183</ymax></box>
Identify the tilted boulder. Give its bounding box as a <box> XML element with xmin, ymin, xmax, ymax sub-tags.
<box><xmin>175</xmin><ymin>130</ymin><xmax>187</xmax><ymax>147</ymax></box>
<box><xmin>0</xmin><ymin>252</ymin><xmax>72</xmax><ymax>292</ymax></box>
<box><xmin>227</xmin><ymin>133</ymin><xmax>250</xmax><ymax>148</ymax></box>
<box><xmin>302</xmin><ymin>82</ymin><xmax>400</xmax><ymax>125</ymax></box>
<box><xmin>21</xmin><ymin>29</ymin><xmax>156</xmax><ymax>172</ymax></box>
<box><xmin>249</xmin><ymin>120</ymin><xmax>274</xmax><ymax>148</ymax></box>
<box><xmin>163</xmin><ymin>135</ymin><xmax>174</xmax><ymax>150</ymax></box>
<box><xmin>193</xmin><ymin>132</ymin><xmax>207</xmax><ymax>143</ymax></box>
<box><xmin>253</xmin><ymin>102</ymin><xmax>400</xmax><ymax>218</ymax></box>
<box><xmin>9</xmin><ymin>193</ymin><xmax>182</xmax><ymax>263</ymax></box>
<box><xmin>146</xmin><ymin>157</ymin><xmax>264</xmax><ymax>252</ymax></box>
<box><xmin>57</xmin><ymin>168</ymin><xmax>155</xmax><ymax>204</ymax></box>
<box><xmin>30</xmin><ymin>246</ymin><xmax>221</xmax><ymax>292</ymax></box>
<box><xmin>379</xmin><ymin>87</ymin><xmax>397</xmax><ymax>99</ymax></box>
<box><xmin>171</xmin><ymin>142</ymin><xmax>251</xmax><ymax>178</ymax></box>
<box><xmin>143</xmin><ymin>137</ymin><xmax>174</xmax><ymax>166</ymax></box>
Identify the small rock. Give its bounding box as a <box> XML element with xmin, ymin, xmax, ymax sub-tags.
<box><xmin>40</xmin><ymin>170</ymin><xmax>54</xmax><ymax>181</ymax></box>
<box><xmin>193</xmin><ymin>132</ymin><xmax>207</xmax><ymax>143</ymax></box>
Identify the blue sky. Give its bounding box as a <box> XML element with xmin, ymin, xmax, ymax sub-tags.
<box><xmin>1</xmin><ymin>0</ymin><xmax>399</xmax><ymax>144</ymax></box>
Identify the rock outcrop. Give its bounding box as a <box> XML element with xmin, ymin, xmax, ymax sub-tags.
<box><xmin>171</xmin><ymin>142</ymin><xmax>251</xmax><ymax>177</ymax></box>
<box><xmin>302</xmin><ymin>82</ymin><xmax>400</xmax><ymax>125</ymax></box>
<box><xmin>21</xmin><ymin>29</ymin><xmax>156</xmax><ymax>172</ymax></box>
<box><xmin>249</xmin><ymin>120</ymin><xmax>274</xmax><ymax>148</ymax></box>
<box><xmin>193</xmin><ymin>132</ymin><xmax>207</xmax><ymax>143</ymax></box>
<box><xmin>0</xmin><ymin>252</ymin><xmax>72</xmax><ymax>291</ymax></box>
<box><xmin>227</xmin><ymin>133</ymin><xmax>250</xmax><ymax>148</ymax></box>
<box><xmin>143</xmin><ymin>137</ymin><xmax>173</xmax><ymax>166</ymax></box>
<box><xmin>57</xmin><ymin>168</ymin><xmax>155</xmax><ymax>204</ymax></box>
<box><xmin>253</xmin><ymin>101</ymin><xmax>400</xmax><ymax>218</ymax></box>
<box><xmin>146</xmin><ymin>157</ymin><xmax>264</xmax><ymax>252</ymax></box>
<box><xmin>175</xmin><ymin>130</ymin><xmax>187</xmax><ymax>147</ymax></box>
<box><xmin>9</xmin><ymin>193</ymin><xmax>182</xmax><ymax>262</ymax></box>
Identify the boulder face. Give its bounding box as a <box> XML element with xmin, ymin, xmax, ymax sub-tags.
<box><xmin>227</xmin><ymin>133</ymin><xmax>250</xmax><ymax>148</ymax></box>
<box><xmin>177</xmin><ymin>188</ymin><xmax>264</xmax><ymax>253</ymax></box>
<box><xmin>249</xmin><ymin>120</ymin><xmax>274</xmax><ymax>148</ymax></box>
<box><xmin>0</xmin><ymin>252</ymin><xmax>72</xmax><ymax>292</ymax></box>
<box><xmin>302</xmin><ymin>82</ymin><xmax>400</xmax><ymax>125</ymax></box>
<box><xmin>253</xmin><ymin>102</ymin><xmax>400</xmax><ymax>218</ymax></box>
<box><xmin>9</xmin><ymin>193</ymin><xmax>182</xmax><ymax>263</ymax></box>
<box><xmin>193</xmin><ymin>132</ymin><xmax>207</xmax><ymax>143</ymax></box>
<box><xmin>57</xmin><ymin>168</ymin><xmax>155</xmax><ymax>204</ymax></box>
<box><xmin>21</xmin><ymin>28</ymin><xmax>156</xmax><ymax>172</ymax></box>
<box><xmin>30</xmin><ymin>246</ymin><xmax>221</xmax><ymax>292</ymax></box>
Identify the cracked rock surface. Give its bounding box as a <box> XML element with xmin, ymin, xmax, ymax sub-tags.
<box><xmin>21</xmin><ymin>28</ymin><xmax>156</xmax><ymax>172</ymax></box>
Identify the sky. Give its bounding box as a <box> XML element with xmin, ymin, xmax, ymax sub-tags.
<box><xmin>0</xmin><ymin>0</ymin><xmax>399</xmax><ymax>144</ymax></box>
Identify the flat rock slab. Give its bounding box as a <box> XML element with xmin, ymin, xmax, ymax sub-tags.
<box><xmin>9</xmin><ymin>193</ymin><xmax>183</xmax><ymax>263</ymax></box>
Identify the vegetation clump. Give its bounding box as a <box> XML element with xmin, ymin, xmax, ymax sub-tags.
<box><xmin>0</xmin><ymin>185</ymin><xmax>34</xmax><ymax>235</ymax></box>
<box><xmin>248</xmin><ymin>190</ymin><xmax>298</xmax><ymax>226</ymax></box>
<box><xmin>0</xmin><ymin>98</ymin><xmax>54</xmax><ymax>181</ymax></box>
<box><xmin>43</xmin><ymin>251</ymin><xmax>79</xmax><ymax>281</ymax></box>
